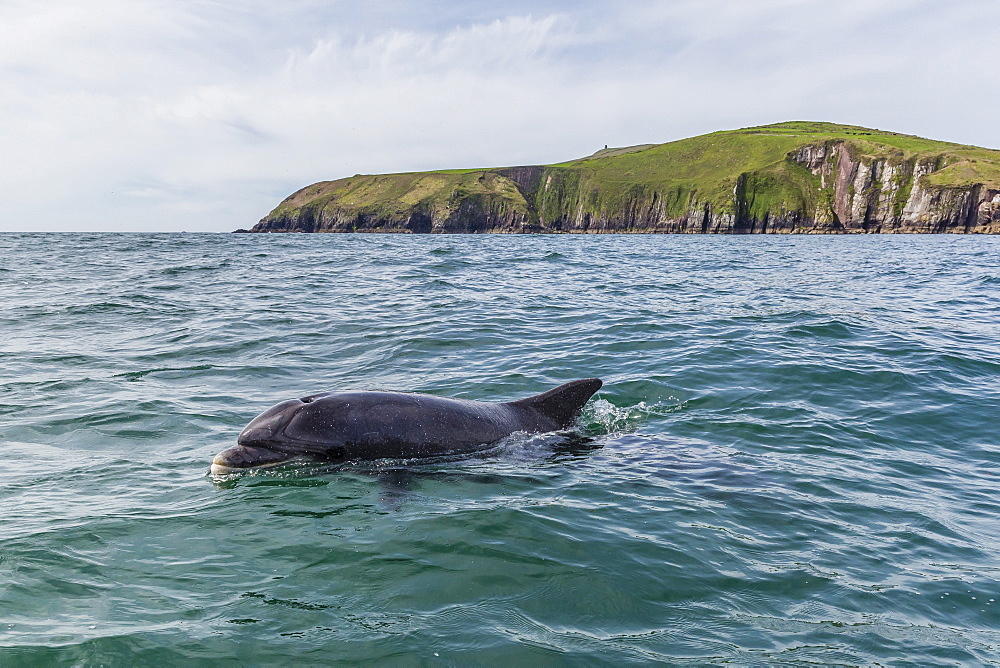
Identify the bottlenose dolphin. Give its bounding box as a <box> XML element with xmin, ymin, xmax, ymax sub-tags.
<box><xmin>211</xmin><ymin>378</ymin><xmax>603</xmax><ymax>474</ymax></box>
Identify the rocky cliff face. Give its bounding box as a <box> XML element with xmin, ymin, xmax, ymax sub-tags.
<box><xmin>247</xmin><ymin>125</ymin><xmax>1000</xmax><ymax>234</ymax></box>
<box><xmin>784</xmin><ymin>141</ymin><xmax>1000</xmax><ymax>233</ymax></box>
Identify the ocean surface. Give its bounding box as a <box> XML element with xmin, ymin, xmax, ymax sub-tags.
<box><xmin>1</xmin><ymin>232</ymin><xmax>999</xmax><ymax>666</ymax></box>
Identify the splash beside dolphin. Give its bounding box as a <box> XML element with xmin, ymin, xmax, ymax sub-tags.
<box><xmin>211</xmin><ymin>378</ymin><xmax>603</xmax><ymax>474</ymax></box>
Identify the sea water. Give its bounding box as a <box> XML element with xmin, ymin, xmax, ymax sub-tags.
<box><xmin>1</xmin><ymin>232</ymin><xmax>998</xmax><ymax>665</ymax></box>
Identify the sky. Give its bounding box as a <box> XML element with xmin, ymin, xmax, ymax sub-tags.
<box><xmin>1</xmin><ymin>0</ymin><xmax>998</xmax><ymax>232</ymax></box>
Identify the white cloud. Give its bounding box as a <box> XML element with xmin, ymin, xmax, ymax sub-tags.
<box><xmin>0</xmin><ymin>0</ymin><xmax>998</xmax><ymax>231</ymax></box>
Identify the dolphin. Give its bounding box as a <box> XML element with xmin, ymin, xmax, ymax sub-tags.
<box><xmin>211</xmin><ymin>378</ymin><xmax>603</xmax><ymax>474</ymax></box>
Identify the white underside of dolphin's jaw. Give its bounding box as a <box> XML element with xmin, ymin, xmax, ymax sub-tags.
<box><xmin>210</xmin><ymin>461</ymin><xmax>239</xmax><ymax>475</ymax></box>
<box><xmin>210</xmin><ymin>443</ymin><xmax>305</xmax><ymax>476</ymax></box>
<box><xmin>209</xmin><ymin>459</ymin><xmax>289</xmax><ymax>476</ymax></box>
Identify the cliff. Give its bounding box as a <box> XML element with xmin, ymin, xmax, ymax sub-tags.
<box><xmin>245</xmin><ymin>122</ymin><xmax>1000</xmax><ymax>234</ymax></box>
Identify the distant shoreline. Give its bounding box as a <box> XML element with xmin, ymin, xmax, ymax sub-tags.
<box><xmin>233</xmin><ymin>228</ymin><xmax>999</xmax><ymax>235</ymax></box>
<box><xmin>245</xmin><ymin>121</ymin><xmax>1000</xmax><ymax>236</ymax></box>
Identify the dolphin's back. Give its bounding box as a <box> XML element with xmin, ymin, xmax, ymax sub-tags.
<box><xmin>283</xmin><ymin>391</ymin><xmax>521</xmax><ymax>459</ymax></box>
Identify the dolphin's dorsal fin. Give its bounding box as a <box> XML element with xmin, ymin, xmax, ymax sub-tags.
<box><xmin>511</xmin><ymin>378</ymin><xmax>603</xmax><ymax>428</ymax></box>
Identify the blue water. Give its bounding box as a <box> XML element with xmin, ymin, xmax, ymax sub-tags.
<box><xmin>1</xmin><ymin>233</ymin><xmax>999</xmax><ymax>665</ymax></box>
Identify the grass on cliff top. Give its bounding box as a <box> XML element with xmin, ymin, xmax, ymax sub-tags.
<box><xmin>273</xmin><ymin>170</ymin><xmax>529</xmax><ymax>218</ymax></box>
<box><xmin>554</xmin><ymin>121</ymin><xmax>1000</xmax><ymax>202</ymax></box>
<box><xmin>721</xmin><ymin>120</ymin><xmax>989</xmax><ymax>153</ymax></box>
<box><xmin>563</xmin><ymin>121</ymin><xmax>997</xmax><ymax>167</ymax></box>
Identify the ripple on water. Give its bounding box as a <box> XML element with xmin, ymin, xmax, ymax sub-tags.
<box><xmin>0</xmin><ymin>233</ymin><xmax>998</xmax><ymax>664</ymax></box>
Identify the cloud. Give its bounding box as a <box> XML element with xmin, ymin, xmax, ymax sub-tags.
<box><xmin>0</xmin><ymin>1</ymin><xmax>997</xmax><ymax>231</ymax></box>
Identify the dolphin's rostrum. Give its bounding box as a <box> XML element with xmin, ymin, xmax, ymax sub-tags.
<box><xmin>211</xmin><ymin>378</ymin><xmax>603</xmax><ymax>474</ymax></box>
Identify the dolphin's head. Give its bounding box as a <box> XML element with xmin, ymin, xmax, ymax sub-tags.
<box><xmin>210</xmin><ymin>394</ymin><xmax>348</xmax><ymax>475</ymax></box>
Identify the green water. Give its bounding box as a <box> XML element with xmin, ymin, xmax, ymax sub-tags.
<box><xmin>1</xmin><ymin>233</ymin><xmax>998</xmax><ymax>665</ymax></box>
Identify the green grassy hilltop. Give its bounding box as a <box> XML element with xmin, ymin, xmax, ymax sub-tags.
<box><xmin>248</xmin><ymin>122</ymin><xmax>1000</xmax><ymax>234</ymax></box>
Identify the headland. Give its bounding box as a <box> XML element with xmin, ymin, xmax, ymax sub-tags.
<box><xmin>241</xmin><ymin>122</ymin><xmax>1000</xmax><ymax>234</ymax></box>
